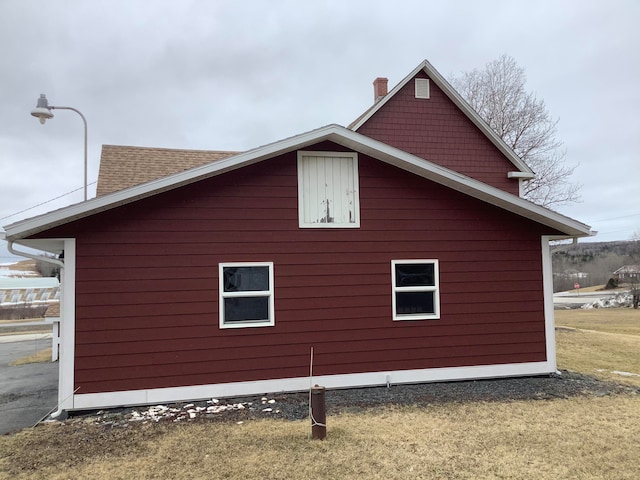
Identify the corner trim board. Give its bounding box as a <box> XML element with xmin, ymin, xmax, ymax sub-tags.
<box><xmin>541</xmin><ymin>236</ymin><xmax>557</xmax><ymax>371</ymax></box>
<box><xmin>59</xmin><ymin>238</ymin><xmax>76</xmax><ymax>411</ymax></box>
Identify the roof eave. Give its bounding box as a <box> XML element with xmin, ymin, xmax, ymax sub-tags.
<box><xmin>3</xmin><ymin>125</ymin><xmax>590</xmax><ymax>241</ymax></box>
<box><xmin>3</xmin><ymin>125</ymin><xmax>344</xmax><ymax>240</ymax></box>
<box><xmin>331</xmin><ymin>131</ymin><xmax>591</xmax><ymax>238</ymax></box>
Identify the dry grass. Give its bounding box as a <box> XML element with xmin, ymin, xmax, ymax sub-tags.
<box><xmin>555</xmin><ymin>308</ymin><xmax>640</xmax><ymax>335</ymax></box>
<box><xmin>555</xmin><ymin>308</ymin><xmax>640</xmax><ymax>387</ymax></box>
<box><xmin>1</xmin><ymin>396</ymin><xmax>639</xmax><ymax>480</ymax></box>
<box><xmin>0</xmin><ymin>319</ymin><xmax>42</xmax><ymax>325</ymax></box>
<box><xmin>563</xmin><ymin>284</ymin><xmax>631</xmax><ymax>294</ymax></box>
<box><xmin>4</xmin><ymin>259</ymin><xmax>36</xmax><ymax>273</ymax></box>
<box><xmin>0</xmin><ymin>330</ymin><xmax>51</xmax><ymax>337</ymax></box>
<box><xmin>9</xmin><ymin>348</ymin><xmax>52</xmax><ymax>366</ymax></box>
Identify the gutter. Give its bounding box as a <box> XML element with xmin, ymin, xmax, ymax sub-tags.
<box><xmin>7</xmin><ymin>240</ymin><xmax>64</xmax><ymax>268</ymax></box>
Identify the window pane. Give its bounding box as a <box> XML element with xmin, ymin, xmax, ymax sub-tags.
<box><xmin>396</xmin><ymin>292</ymin><xmax>435</xmax><ymax>315</ymax></box>
<box><xmin>224</xmin><ymin>297</ymin><xmax>269</xmax><ymax>323</ymax></box>
<box><xmin>223</xmin><ymin>267</ymin><xmax>269</xmax><ymax>292</ymax></box>
<box><xmin>395</xmin><ymin>263</ymin><xmax>435</xmax><ymax>287</ymax></box>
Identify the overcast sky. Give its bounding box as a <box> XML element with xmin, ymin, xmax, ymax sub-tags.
<box><xmin>1</xmin><ymin>0</ymin><xmax>639</xmax><ymax>262</ymax></box>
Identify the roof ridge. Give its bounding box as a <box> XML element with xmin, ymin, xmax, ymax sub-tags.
<box><xmin>102</xmin><ymin>144</ymin><xmax>240</xmax><ymax>155</ymax></box>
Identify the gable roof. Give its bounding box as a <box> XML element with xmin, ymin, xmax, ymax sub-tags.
<box><xmin>614</xmin><ymin>265</ymin><xmax>640</xmax><ymax>275</ymax></box>
<box><xmin>348</xmin><ymin>59</ymin><xmax>535</xmax><ymax>177</ymax></box>
<box><xmin>97</xmin><ymin>145</ymin><xmax>238</xmax><ymax>196</ymax></box>
<box><xmin>3</xmin><ymin>124</ymin><xmax>591</xmax><ymax>247</ymax></box>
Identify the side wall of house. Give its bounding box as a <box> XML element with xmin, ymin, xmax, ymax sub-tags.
<box><xmin>39</xmin><ymin>142</ymin><xmax>554</xmax><ymax>395</ymax></box>
<box><xmin>356</xmin><ymin>71</ymin><xmax>521</xmax><ymax>194</ymax></box>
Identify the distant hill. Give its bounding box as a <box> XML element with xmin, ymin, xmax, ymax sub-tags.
<box><xmin>552</xmin><ymin>240</ymin><xmax>640</xmax><ymax>292</ymax></box>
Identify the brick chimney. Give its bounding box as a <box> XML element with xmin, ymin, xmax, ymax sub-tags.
<box><xmin>373</xmin><ymin>77</ymin><xmax>388</xmax><ymax>102</ymax></box>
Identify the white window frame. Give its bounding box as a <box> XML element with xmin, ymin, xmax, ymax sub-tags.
<box><xmin>219</xmin><ymin>262</ymin><xmax>275</xmax><ymax>329</ymax></box>
<box><xmin>297</xmin><ymin>151</ymin><xmax>360</xmax><ymax>228</ymax></box>
<box><xmin>391</xmin><ymin>259</ymin><xmax>440</xmax><ymax>321</ymax></box>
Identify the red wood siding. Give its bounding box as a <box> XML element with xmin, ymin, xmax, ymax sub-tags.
<box><xmin>38</xmin><ymin>144</ymin><xmax>555</xmax><ymax>394</ymax></box>
<box><xmin>357</xmin><ymin>72</ymin><xmax>521</xmax><ymax>194</ymax></box>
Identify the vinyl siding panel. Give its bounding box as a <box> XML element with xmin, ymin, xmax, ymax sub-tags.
<box><xmin>357</xmin><ymin>71</ymin><xmax>521</xmax><ymax>194</ymax></box>
<box><xmin>38</xmin><ymin>145</ymin><xmax>554</xmax><ymax>394</ymax></box>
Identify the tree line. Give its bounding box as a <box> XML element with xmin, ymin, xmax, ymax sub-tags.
<box><xmin>552</xmin><ymin>240</ymin><xmax>640</xmax><ymax>292</ymax></box>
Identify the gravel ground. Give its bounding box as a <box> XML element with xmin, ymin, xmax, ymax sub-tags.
<box><xmin>64</xmin><ymin>370</ymin><xmax>640</xmax><ymax>427</ymax></box>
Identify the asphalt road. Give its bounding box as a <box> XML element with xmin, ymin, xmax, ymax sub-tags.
<box><xmin>0</xmin><ymin>338</ymin><xmax>58</xmax><ymax>435</ymax></box>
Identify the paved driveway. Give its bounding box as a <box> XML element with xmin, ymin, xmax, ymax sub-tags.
<box><xmin>0</xmin><ymin>338</ymin><xmax>58</xmax><ymax>435</ymax></box>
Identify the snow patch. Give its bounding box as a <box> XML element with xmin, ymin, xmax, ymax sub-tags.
<box><xmin>612</xmin><ymin>370</ymin><xmax>640</xmax><ymax>378</ymax></box>
<box><xmin>106</xmin><ymin>397</ymin><xmax>281</xmax><ymax>425</ymax></box>
<box><xmin>581</xmin><ymin>292</ymin><xmax>634</xmax><ymax>309</ymax></box>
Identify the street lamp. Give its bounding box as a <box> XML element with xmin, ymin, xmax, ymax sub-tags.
<box><xmin>31</xmin><ymin>94</ymin><xmax>88</xmax><ymax>201</ymax></box>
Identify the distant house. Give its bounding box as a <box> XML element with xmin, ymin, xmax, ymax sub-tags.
<box><xmin>2</xmin><ymin>60</ymin><xmax>592</xmax><ymax>413</ymax></box>
<box><xmin>613</xmin><ymin>265</ymin><xmax>640</xmax><ymax>282</ymax></box>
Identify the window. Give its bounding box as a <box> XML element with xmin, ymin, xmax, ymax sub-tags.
<box><xmin>392</xmin><ymin>260</ymin><xmax>440</xmax><ymax>320</ymax></box>
<box><xmin>297</xmin><ymin>151</ymin><xmax>360</xmax><ymax>228</ymax></box>
<box><xmin>219</xmin><ymin>262</ymin><xmax>274</xmax><ymax>329</ymax></box>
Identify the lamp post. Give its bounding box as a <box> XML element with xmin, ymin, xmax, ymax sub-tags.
<box><xmin>31</xmin><ymin>94</ymin><xmax>88</xmax><ymax>201</ymax></box>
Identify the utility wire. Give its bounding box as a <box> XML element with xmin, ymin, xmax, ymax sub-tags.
<box><xmin>590</xmin><ymin>212</ymin><xmax>640</xmax><ymax>222</ymax></box>
<box><xmin>0</xmin><ymin>181</ymin><xmax>97</xmax><ymax>222</ymax></box>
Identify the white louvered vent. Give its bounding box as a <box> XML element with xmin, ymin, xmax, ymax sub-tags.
<box><xmin>415</xmin><ymin>78</ymin><xmax>430</xmax><ymax>99</ymax></box>
<box><xmin>297</xmin><ymin>151</ymin><xmax>360</xmax><ymax>228</ymax></box>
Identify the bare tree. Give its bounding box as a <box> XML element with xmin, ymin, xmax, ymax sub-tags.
<box><xmin>450</xmin><ymin>55</ymin><xmax>580</xmax><ymax>208</ymax></box>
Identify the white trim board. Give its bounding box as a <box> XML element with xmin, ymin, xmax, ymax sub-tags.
<box><xmin>4</xmin><ymin>125</ymin><xmax>591</xmax><ymax>241</ymax></box>
<box><xmin>541</xmin><ymin>236</ymin><xmax>557</xmax><ymax>372</ymax></box>
<box><xmin>59</xmin><ymin>238</ymin><xmax>76</xmax><ymax>411</ymax></box>
<box><xmin>73</xmin><ymin>361</ymin><xmax>556</xmax><ymax>410</ymax></box>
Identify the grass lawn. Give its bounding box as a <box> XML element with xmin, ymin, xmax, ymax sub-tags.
<box><xmin>1</xmin><ymin>308</ymin><xmax>639</xmax><ymax>479</ymax></box>
<box><xmin>555</xmin><ymin>308</ymin><xmax>640</xmax><ymax>336</ymax></box>
<box><xmin>555</xmin><ymin>308</ymin><xmax>640</xmax><ymax>387</ymax></box>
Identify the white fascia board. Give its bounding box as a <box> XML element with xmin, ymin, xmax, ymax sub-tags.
<box><xmin>3</xmin><ymin>125</ymin><xmax>343</xmax><ymax>241</ymax></box>
<box><xmin>4</xmin><ymin>124</ymin><xmax>591</xmax><ymax>241</ymax></box>
<box><xmin>330</xmin><ymin>129</ymin><xmax>592</xmax><ymax>237</ymax></box>
<box><xmin>349</xmin><ymin>59</ymin><xmax>534</xmax><ymax>176</ymax></box>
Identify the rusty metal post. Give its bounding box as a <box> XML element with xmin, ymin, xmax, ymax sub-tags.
<box><xmin>311</xmin><ymin>385</ymin><xmax>326</xmax><ymax>440</ymax></box>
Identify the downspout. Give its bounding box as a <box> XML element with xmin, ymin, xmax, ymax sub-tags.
<box><xmin>8</xmin><ymin>240</ymin><xmax>67</xmax><ymax>418</ymax></box>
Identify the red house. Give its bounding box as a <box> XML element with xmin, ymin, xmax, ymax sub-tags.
<box><xmin>2</xmin><ymin>60</ymin><xmax>592</xmax><ymax>413</ymax></box>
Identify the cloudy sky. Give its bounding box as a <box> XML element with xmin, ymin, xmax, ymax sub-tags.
<box><xmin>1</xmin><ymin>0</ymin><xmax>638</xmax><ymax>261</ymax></box>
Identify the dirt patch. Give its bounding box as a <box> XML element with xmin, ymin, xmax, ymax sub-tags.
<box><xmin>2</xmin><ymin>420</ymin><xmax>166</xmax><ymax>475</ymax></box>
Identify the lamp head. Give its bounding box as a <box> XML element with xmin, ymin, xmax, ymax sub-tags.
<box><xmin>31</xmin><ymin>94</ymin><xmax>54</xmax><ymax>124</ymax></box>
